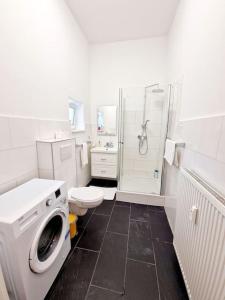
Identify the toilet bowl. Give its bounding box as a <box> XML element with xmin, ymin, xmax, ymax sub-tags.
<box><xmin>68</xmin><ymin>187</ymin><xmax>104</xmax><ymax>216</ymax></box>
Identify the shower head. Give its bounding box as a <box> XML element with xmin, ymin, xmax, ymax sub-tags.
<box><xmin>152</xmin><ymin>88</ymin><xmax>164</xmax><ymax>93</ymax></box>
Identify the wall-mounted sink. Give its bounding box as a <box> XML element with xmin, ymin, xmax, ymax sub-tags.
<box><xmin>90</xmin><ymin>146</ymin><xmax>118</xmax><ymax>154</ymax></box>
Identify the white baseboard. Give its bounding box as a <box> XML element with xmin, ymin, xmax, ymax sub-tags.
<box><xmin>165</xmin><ymin>210</ymin><xmax>175</xmax><ymax>234</ymax></box>
<box><xmin>116</xmin><ymin>191</ymin><xmax>165</xmax><ymax>206</ymax></box>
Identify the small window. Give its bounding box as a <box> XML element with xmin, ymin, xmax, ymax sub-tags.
<box><xmin>68</xmin><ymin>99</ymin><xmax>85</xmax><ymax>132</ymax></box>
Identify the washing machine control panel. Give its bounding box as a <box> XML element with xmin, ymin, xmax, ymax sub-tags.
<box><xmin>43</xmin><ymin>185</ymin><xmax>68</xmax><ymax>209</ymax></box>
<box><xmin>46</xmin><ymin>198</ymin><xmax>53</xmax><ymax>206</ymax></box>
<box><xmin>54</xmin><ymin>188</ymin><xmax>67</xmax><ymax>205</ymax></box>
<box><xmin>55</xmin><ymin>188</ymin><xmax>61</xmax><ymax>198</ymax></box>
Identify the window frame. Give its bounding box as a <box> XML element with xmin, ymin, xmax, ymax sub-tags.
<box><xmin>68</xmin><ymin>99</ymin><xmax>85</xmax><ymax>133</ymax></box>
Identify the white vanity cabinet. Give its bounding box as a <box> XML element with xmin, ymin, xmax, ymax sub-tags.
<box><xmin>91</xmin><ymin>148</ymin><xmax>118</xmax><ymax>179</ymax></box>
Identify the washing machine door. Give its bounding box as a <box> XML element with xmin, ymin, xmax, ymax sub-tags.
<box><xmin>29</xmin><ymin>208</ymin><xmax>68</xmax><ymax>273</ymax></box>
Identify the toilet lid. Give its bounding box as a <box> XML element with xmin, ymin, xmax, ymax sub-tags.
<box><xmin>70</xmin><ymin>187</ymin><xmax>104</xmax><ymax>202</ymax></box>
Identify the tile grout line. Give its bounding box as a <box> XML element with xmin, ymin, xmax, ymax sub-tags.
<box><xmin>90</xmin><ymin>284</ymin><xmax>122</xmax><ymax>296</ymax></box>
<box><xmin>157</xmin><ymin>239</ymin><xmax>173</xmax><ymax>245</ymax></box>
<box><xmin>148</xmin><ymin>205</ymin><xmax>161</xmax><ymax>300</ymax></box>
<box><xmin>151</xmin><ymin>229</ymin><xmax>161</xmax><ymax>300</ymax></box>
<box><xmin>127</xmin><ymin>257</ymin><xmax>156</xmax><ymax>266</ymax></box>
<box><xmin>148</xmin><ymin>209</ymin><xmax>165</xmax><ymax>214</ymax></box>
<box><xmin>76</xmin><ymin>246</ymin><xmax>99</xmax><ymax>253</ymax></box>
<box><xmin>93</xmin><ymin>212</ymin><xmax>111</xmax><ymax>216</ymax></box>
<box><xmin>106</xmin><ymin>230</ymin><xmax>128</xmax><ymax>236</ymax></box>
<box><xmin>130</xmin><ymin>217</ymin><xmax>149</xmax><ymax>223</ymax></box>
<box><xmin>123</xmin><ymin>201</ymin><xmax>131</xmax><ymax>296</ymax></box>
<box><xmin>84</xmin><ymin>200</ymin><xmax>117</xmax><ymax>300</ymax></box>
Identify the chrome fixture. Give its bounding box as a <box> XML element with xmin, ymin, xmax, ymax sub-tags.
<box><xmin>104</xmin><ymin>141</ymin><xmax>114</xmax><ymax>148</ymax></box>
<box><xmin>138</xmin><ymin>84</ymin><xmax>164</xmax><ymax>155</ymax></box>
<box><xmin>138</xmin><ymin>119</ymin><xmax>150</xmax><ymax>155</ymax></box>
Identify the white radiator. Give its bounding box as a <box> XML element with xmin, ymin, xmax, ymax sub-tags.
<box><xmin>174</xmin><ymin>168</ymin><xmax>225</xmax><ymax>300</ymax></box>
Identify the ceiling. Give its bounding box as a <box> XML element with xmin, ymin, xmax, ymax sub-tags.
<box><xmin>65</xmin><ymin>0</ymin><xmax>179</xmax><ymax>43</ymax></box>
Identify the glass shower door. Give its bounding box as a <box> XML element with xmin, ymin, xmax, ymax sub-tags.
<box><xmin>118</xmin><ymin>85</ymin><xmax>168</xmax><ymax>195</ymax></box>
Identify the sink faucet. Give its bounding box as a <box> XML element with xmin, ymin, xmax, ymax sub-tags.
<box><xmin>105</xmin><ymin>141</ymin><xmax>114</xmax><ymax>148</ymax></box>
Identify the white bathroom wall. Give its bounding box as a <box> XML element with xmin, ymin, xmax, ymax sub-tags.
<box><xmin>0</xmin><ymin>0</ymin><xmax>90</xmax><ymax>193</ymax></box>
<box><xmin>0</xmin><ymin>0</ymin><xmax>89</xmax><ymax>120</ymax></box>
<box><xmin>89</xmin><ymin>37</ymin><xmax>168</xmax><ymax>146</ymax></box>
<box><xmin>164</xmin><ymin>0</ymin><xmax>225</xmax><ymax>231</ymax></box>
<box><xmin>0</xmin><ymin>116</ymin><xmax>72</xmax><ymax>194</ymax></box>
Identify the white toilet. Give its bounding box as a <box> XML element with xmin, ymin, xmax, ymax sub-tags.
<box><xmin>68</xmin><ymin>186</ymin><xmax>104</xmax><ymax>216</ymax></box>
<box><xmin>36</xmin><ymin>138</ymin><xmax>104</xmax><ymax>216</ymax></box>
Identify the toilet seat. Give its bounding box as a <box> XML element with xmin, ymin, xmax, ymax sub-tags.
<box><xmin>68</xmin><ymin>187</ymin><xmax>104</xmax><ymax>209</ymax></box>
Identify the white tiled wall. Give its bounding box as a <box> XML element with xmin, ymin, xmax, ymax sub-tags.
<box><xmin>0</xmin><ymin>115</ymin><xmax>71</xmax><ymax>195</ymax></box>
<box><xmin>164</xmin><ymin>113</ymin><xmax>225</xmax><ymax>233</ymax></box>
<box><xmin>165</xmin><ymin>0</ymin><xmax>225</xmax><ymax>233</ymax></box>
<box><xmin>179</xmin><ymin>115</ymin><xmax>225</xmax><ymax>162</ymax></box>
<box><xmin>179</xmin><ymin>115</ymin><xmax>225</xmax><ymax>194</ymax></box>
<box><xmin>217</xmin><ymin>118</ymin><xmax>225</xmax><ymax>163</ymax></box>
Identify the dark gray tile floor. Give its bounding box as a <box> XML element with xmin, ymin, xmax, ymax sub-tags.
<box><xmin>128</xmin><ymin>220</ymin><xmax>154</xmax><ymax>264</ymax></box>
<box><xmin>125</xmin><ymin>259</ymin><xmax>159</xmax><ymax>300</ymax></box>
<box><xmin>108</xmin><ymin>205</ymin><xmax>130</xmax><ymax>234</ymax></box>
<box><xmin>77</xmin><ymin>214</ymin><xmax>109</xmax><ymax>251</ymax></box>
<box><xmin>94</xmin><ymin>201</ymin><xmax>114</xmax><ymax>216</ymax></box>
<box><xmin>45</xmin><ymin>199</ymin><xmax>188</xmax><ymax>300</ymax></box>
<box><xmin>92</xmin><ymin>231</ymin><xmax>127</xmax><ymax>292</ymax></box>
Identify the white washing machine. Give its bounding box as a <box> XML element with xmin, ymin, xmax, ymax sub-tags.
<box><xmin>0</xmin><ymin>178</ymin><xmax>71</xmax><ymax>300</ymax></box>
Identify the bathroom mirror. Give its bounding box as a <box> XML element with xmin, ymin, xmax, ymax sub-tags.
<box><xmin>97</xmin><ymin>105</ymin><xmax>117</xmax><ymax>136</ymax></box>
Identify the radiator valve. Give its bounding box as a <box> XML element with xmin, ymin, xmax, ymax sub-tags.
<box><xmin>189</xmin><ymin>206</ymin><xmax>198</xmax><ymax>224</ymax></box>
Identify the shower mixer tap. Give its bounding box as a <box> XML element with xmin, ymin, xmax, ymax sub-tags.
<box><xmin>138</xmin><ymin>119</ymin><xmax>150</xmax><ymax>152</ymax></box>
<box><xmin>137</xmin><ymin>134</ymin><xmax>147</xmax><ymax>142</ymax></box>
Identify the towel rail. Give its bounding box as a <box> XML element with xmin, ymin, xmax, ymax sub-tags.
<box><xmin>75</xmin><ymin>141</ymin><xmax>92</xmax><ymax>147</ymax></box>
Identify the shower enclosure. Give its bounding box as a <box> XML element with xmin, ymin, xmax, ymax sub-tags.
<box><xmin>118</xmin><ymin>84</ymin><xmax>169</xmax><ymax>195</ymax></box>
